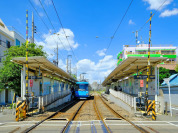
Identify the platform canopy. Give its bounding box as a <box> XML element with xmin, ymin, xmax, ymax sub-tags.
<box><xmin>102</xmin><ymin>56</ymin><xmax>167</xmax><ymax>86</ymax></box>
<box><xmin>12</xmin><ymin>56</ymin><xmax>77</xmax><ymax>83</ymax></box>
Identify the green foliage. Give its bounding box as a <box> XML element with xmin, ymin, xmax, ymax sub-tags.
<box><xmin>0</xmin><ymin>43</ymin><xmax>47</xmax><ymax>95</ymax></box>
<box><xmin>175</xmin><ymin>64</ymin><xmax>178</xmax><ymax>72</ymax></box>
<box><xmin>159</xmin><ymin>67</ymin><xmax>171</xmax><ymax>84</ymax></box>
<box><xmin>71</xmin><ymin>74</ymin><xmax>77</xmax><ymax>79</ymax></box>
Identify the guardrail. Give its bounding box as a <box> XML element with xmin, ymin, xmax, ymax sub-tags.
<box><xmin>110</xmin><ymin>89</ymin><xmax>136</xmax><ymax>110</ymax></box>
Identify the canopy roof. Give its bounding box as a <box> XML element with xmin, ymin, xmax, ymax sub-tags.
<box><xmin>102</xmin><ymin>56</ymin><xmax>167</xmax><ymax>86</ymax></box>
<box><xmin>12</xmin><ymin>56</ymin><xmax>77</xmax><ymax>83</ymax></box>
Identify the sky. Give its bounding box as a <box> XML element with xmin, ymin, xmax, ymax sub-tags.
<box><xmin>0</xmin><ymin>0</ymin><xmax>178</xmax><ymax>83</ymax></box>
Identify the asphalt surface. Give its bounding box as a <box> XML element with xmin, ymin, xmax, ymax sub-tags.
<box><xmin>0</xmin><ymin>120</ymin><xmax>178</xmax><ymax>133</ymax></box>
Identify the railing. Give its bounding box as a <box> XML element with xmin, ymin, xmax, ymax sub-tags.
<box><xmin>39</xmin><ymin>90</ymin><xmax>71</xmax><ymax>109</ymax></box>
<box><xmin>110</xmin><ymin>89</ymin><xmax>136</xmax><ymax>109</ymax></box>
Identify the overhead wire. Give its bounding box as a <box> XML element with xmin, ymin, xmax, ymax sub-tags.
<box><xmin>99</xmin><ymin>0</ymin><xmax>134</xmax><ymax>64</ymax></box>
<box><xmin>28</xmin><ymin>0</ymin><xmax>66</xmax><ymax>63</ymax></box>
<box><xmin>51</xmin><ymin>0</ymin><xmax>79</xmax><ymax>62</ymax></box>
<box><xmin>138</xmin><ymin>0</ymin><xmax>168</xmax><ymax>32</ymax></box>
<box><xmin>38</xmin><ymin>0</ymin><xmax>70</xmax><ymax>52</ymax></box>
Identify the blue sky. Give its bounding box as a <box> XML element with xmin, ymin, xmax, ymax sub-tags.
<box><xmin>1</xmin><ymin>0</ymin><xmax>178</xmax><ymax>83</ymax></box>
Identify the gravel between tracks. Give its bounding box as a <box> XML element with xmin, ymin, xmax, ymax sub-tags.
<box><xmin>74</xmin><ymin>98</ymin><xmax>98</xmax><ymax>121</ymax></box>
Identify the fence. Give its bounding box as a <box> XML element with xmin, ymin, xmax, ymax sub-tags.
<box><xmin>110</xmin><ymin>89</ymin><xmax>136</xmax><ymax>110</ymax></box>
<box><xmin>38</xmin><ymin>90</ymin><xmax>71</xmax><ymax>109</ymax></box>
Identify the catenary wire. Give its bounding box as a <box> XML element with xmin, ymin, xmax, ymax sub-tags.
<box><xmin>51</xmin><ymin>0</ymin><xmax>79</xmax><ymax>62</ymax></box>
<box><xmin>100</xmin><ymin>0</ymin><xmax>134</xmax><ymax>64</ymax></box>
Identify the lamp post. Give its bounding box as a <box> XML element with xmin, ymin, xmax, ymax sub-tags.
<box><xmin>163</xmin><ymin>78</ymin><xmax>172</xmax><ymax>117</ymax></box>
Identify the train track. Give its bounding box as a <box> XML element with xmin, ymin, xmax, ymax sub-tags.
<box><xmin>99</xmin><ymin>95</ymin><xmax>150</xmax><ymax>133</ymax></box>
<box><xmin>9</xmin><ymin>94</ymin><xmax>151</xmax><ymax>133</ymax></box>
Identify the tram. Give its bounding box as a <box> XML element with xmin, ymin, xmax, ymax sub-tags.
<box><xmin>75</xmin><ymin>81</ymin><xmax>90</xmax><ymax>99</ymax></box>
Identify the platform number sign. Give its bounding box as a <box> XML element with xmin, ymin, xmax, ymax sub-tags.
<box><xmin>140</xmin><ymin>80</ymin><xmax>144</xmax><ymax>87</ymax></box>
<box><xmin>30</xmin><ymin>80</ymin><xmax>33</xmax><ymax>87</ymax></box>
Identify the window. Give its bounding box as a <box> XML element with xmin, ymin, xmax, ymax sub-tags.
<box><xmin>6</xmin><ymin>40</ymin><xmax>10</xmax><ymax>48</ymax></box>
<box><xmin>16</xmin><ymin>39</ymin><xmax>20</xmax><ymax>46</ymax></box>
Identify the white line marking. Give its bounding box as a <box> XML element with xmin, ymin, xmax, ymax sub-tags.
<box><xmin>167</xmin><ymin>122</ymin><xmax>178</xmax><ymax>127</ymax></box>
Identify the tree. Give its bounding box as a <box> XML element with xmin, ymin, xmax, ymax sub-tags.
<box><xmin>175</xmin><ymin>64</ymin><xmax>178</xmax><ymax>73</ymax></box>
<box><xmin>159</xmin><ymin>67</ymin><xmax>171</xmax><ymax>84</ymax></box>
<box><xmin>0</xmin><ymin>43</ymin><xmax>47</xmax><ymax>95</ymax></box>
<box><xmin>71</xmin><ymin>74</ymin><xmax>77</xmax><ymax>80</ymax></box>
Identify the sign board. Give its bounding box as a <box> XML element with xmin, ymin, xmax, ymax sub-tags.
<box><xmin>134</xmin><ymin>75</ymin><xmax>147</xmax><ymax>79</ymax></box>
<box><xmin>25</xmin><ymin>76</ymin><xmax>42</xmax><ymax>79</ymax></box>
<box><xmin>30</xmin><ymin>80</ymin><xmax>33</xmax><ymax>87</ymax></box>
<box><xmin>149</xmin><ymin>75</ymin><xmax>155</xmax><ymax>79</ymax></box>
<box><xmin>140</xmin><ymin>80</ymin><xmax>144</xmax><ymax>87</ymax></box>
<box><xmin>134</xmin><ymin>75</ymin><xmax>155</xmax><ymax>79</ymax></box>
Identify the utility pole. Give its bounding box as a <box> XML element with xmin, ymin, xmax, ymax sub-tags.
<box><xmin>133</xmin><ymin>31</ymin><xmax>138</xmax><ymax>45</ymax></box>
<box><xmin>32</xmin><ymin>12</ymin><xmax>34</xmax><ymax>43</ymax></box>
<box><xmin>66</xmin><ymin>55</ymin><xmax>72</xmax><ymax>74</ymax></box>
<box><xmin>57</xmin><ymin>43</ymin><xmax>58</xmax><ymax>67</ymax></box>
<box><xmin>145</xmin><ymin>12</ymin><xmax>152</xmax><ymax>114</ymax></box>
<box><xmin>25</xmin><ymin>10</ymin><xmax>29</xmax><ymax>108</ymax></box>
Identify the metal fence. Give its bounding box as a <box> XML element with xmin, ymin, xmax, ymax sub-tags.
<box><xmin>110</xmin><ymin>89</ymin><xmax>136</xmax><ymax>108</ymax></box>
<box><xmin>38</xmin><ymin>90</ymin><xmax>71</xmax><ymax>109</ymax></box>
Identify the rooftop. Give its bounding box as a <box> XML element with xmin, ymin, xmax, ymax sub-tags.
<box><xmin>102</xmin><ymin>56</ymin><xmax>167</xmax><ymax>86</ymax></box>
<box><xmin>11</xmin><ymin>56</ymin><xmax>77</xmax><ymax>83</ymax></box>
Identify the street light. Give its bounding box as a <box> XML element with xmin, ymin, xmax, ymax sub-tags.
<box><xmin>163</xmin><ymin>78</ymin><xmax>172</xmax><ymax>117</ymax></box>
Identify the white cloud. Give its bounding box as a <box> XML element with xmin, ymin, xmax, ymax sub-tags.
<box><xmin>128</xmin><ymin>19</ymin><xmax>135</xmax><ymax>25</ymax></box>
<box><xmin>96</xmin><ymin>49</ymin><xmax>107</xmax><ymax>56</ymax></box>
<box><xmin>39</xmin><ymin>12</ymin><xmax>44</xmax><ymax>17</ymax></box>
<box><xmin>44</xmin><ymin>0</ymin><xmax>52</xmax><ymax>6</ymax></box>
<box><xmin>76</xmin><ymin>55</ymin><xmax>116</xmax><ymax>83</ymax></box>
<box><xmin>143</xmin><ymin>0</ymin><xmax>173</xmax><ymax>10</ymax></box>
<box><xmin>160</xmin><ymin>8</ymin><xmax>178</xmax><ymax>17</ymax></box>
<box><xmin>36</xmin><ymin>28</ymin><xmax>79</xmax><ymax>53</ymax></box>
<box><xmin>32</xmin><ymin>0</ymin><xmax>40</xmax><ymax>6</ymax></box>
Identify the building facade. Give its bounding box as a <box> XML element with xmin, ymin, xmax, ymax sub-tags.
<box><xmin>0</xmin><ymin>18</ymin><xmax>25</xmax><ymax>67</ymax></box>
<box><xmin>0</xmin><ymin>18</ymin><xmax>25</xmax><ymax>105</ymax></box>
<box><xmin>117</xmin><ymin>44</ymin><xmax>177</xmax><ymax>66</ymax></box>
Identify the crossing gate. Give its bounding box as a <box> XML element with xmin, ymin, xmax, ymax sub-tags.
<box><xmin>16</xmin><ymin>100</ymin><xmax>27</xmax><ymax>121</ymax></box>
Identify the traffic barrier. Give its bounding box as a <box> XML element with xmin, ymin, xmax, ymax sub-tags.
<box><xmin>152</xmin><ymin>100</ymin><xmax>156</xmax><ymax>120</ymax></box>
<box><xmin>16</xmin><ymin>100</ymin><xmax>27</xmax><ymax>121</ymax></box>
<box><xmin>147</xmin><ymin>100</ymin><xmax>153</xmax><ymax>115</ymax></box>
<box><xmin>15</xmin><ymin>108</ymin><xmax>19</xmax><ymax>121</ymax></box>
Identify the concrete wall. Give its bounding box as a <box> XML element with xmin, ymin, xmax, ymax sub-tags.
<box><xmin>160</xmin><ymin>86</ymin><xmax>178</xmax><ymax>107</ymax></box>
<box><xmin>0</xmin><ymin>89</ymin><xmax>15</xmax><ymax>105</ymax></box>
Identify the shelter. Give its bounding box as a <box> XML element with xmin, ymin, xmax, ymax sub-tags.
<box><xmin>12</xmin><ymin>56</ymin><xmax>77</xmax><ymax>111</ymax></box>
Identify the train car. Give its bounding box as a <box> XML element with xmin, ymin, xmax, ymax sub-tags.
<box><xmin>75</xmin><ymin>81</ymin><xmax>90</xmax><ymax>99</ymax></box>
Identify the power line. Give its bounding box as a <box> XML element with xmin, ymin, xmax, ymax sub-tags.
<box><xmin>51</xmin><ymin>0</ymin><xmax>78</xmax><ymax>62</ymax></box>
<box><xmin>38</xmin><ymin>0</ymin><xmax>69</xmax><ymax>52</ymax></box>
<box><xmin>28</xmin><ymin>0</ymin><xmax>66</xmax><ymax>62</ymax></box>
<box><xmin>138</xmin><ymin>0</ymin><xmax>168</xmax><ymax>32</ymax></box>
<box><xmin>100</xmin><ymin>0</ymin><xmax>134</xmax><ymax>64</ymax></box>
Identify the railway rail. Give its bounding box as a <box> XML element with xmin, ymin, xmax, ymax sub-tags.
<box><xmin>99</xmin><ymin>95</ymin><xmax>150</xmax><ymax>133</ymax></box>
<box><xmin>8</xmin><ymin>94</ymin><xmax>154</xmax><ymax>133</ymax></box>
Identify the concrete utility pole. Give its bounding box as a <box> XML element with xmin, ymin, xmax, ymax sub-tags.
<box><xmin>57</xmin><ymin>43</ymin><xmax>58</xmax><ymax>67</ymax></box>
<box><xmin>32</xmin><ymin>12</ymin><xmax>34</xmax><ymax>43</ymax></box>
<box><xmin>133</xmin><ymin>31</ymin><xmax>138</xmax><ymax>45</ymax></box>
<box><xmin>145</xmin><ymin>12</ymin><xmax>152</xmax><ymax>114</ymax></box>
<box><xmin>66</xmin><ymin>55</ymin><xmax>72</xmax><ymax>74</ymax></box>
<box><xmin>25</xmin><ymin>10</ymin><xmax>29</xmax><ymax>103</ymax></box>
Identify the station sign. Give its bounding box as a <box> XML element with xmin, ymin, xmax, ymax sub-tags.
<box><xmin>134</xmin><ymin>75</ymin><xmax>155</xmax><ymax>79</ymax></box>
<box><xmin>30</xmin><ymin>80</ymin><xmax>33</xmax><ymax>87</ymax></box>
<box><xmin>140</xmin><ymin>80</ymin><xmax>144</xmax><ymax>87</ymax></box>
<box><xmin>149</xmin><ymin>75</ymin><xmax>155</xmax><ymax>79</ymax></box>
<box><xmin>134</xmin><ymin>75</ymin><xmax>147</xmax><ymax>79</ymax></box>
<box><xmin>25</xmin><ymin>76</ymin><xmax>42</xmax><ymax>79</ymax></box>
